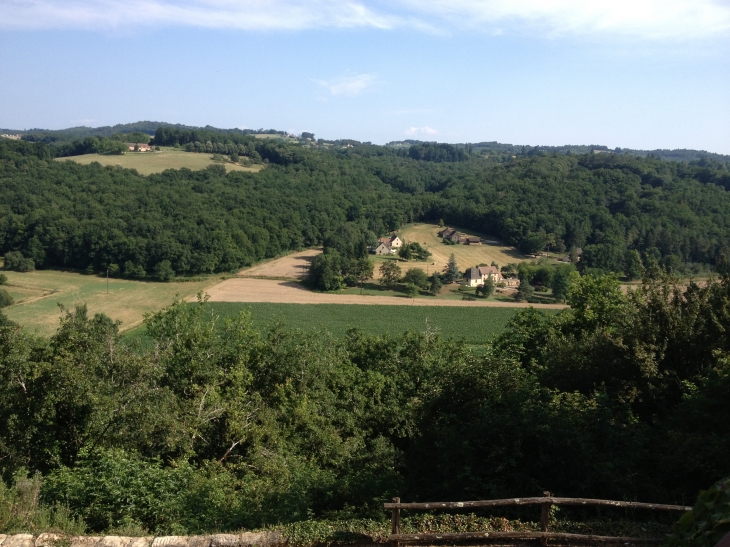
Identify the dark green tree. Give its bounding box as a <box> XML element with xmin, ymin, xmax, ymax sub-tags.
<box><xmin>403</xmin><ymin>267</ymin><xmax>429</xmax><ymax>289</ymax></box>
<box><xmin>442</xmin><ymin>254</ymin><xmax>460</xmax><ymax>283</ymax></box>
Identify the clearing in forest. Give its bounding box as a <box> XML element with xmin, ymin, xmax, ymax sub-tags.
<box><xmin>379</xmin><ymin>223</ymin><xmax>528</xmax><ymax>278</ymax></box>
<box><xmin>2</xmin><ymin>269</ymin><xmax>217</xmax><ymax>336</ymax></box>
<box><xmin>55</xmin><ymin>147</ymin><xmax>264</xmax><ymax>176</ymax></box>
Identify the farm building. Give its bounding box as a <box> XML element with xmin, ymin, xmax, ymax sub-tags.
<box><xmin>126</xmin><ymin>142</ymin><xmax>153</xmax><ymax>152</ymax></box>
<box><xmin>464</xmin><ymin>237</ymin><xmax>481</xmax><ymax>245</ymax></box>
<box><xmin>378</xmin><ymin>235</ymin><xmax>402</xmax><ymax>248</ymax></box>
<box><xmin>373</xmin><ymin>242</ymin><xmax>393</xmax><ymax>255</ymax></box>
<box><xmin>463</xmin><ymin>265</ymin><xmax>511</xmax><ymax>288</ymax></box>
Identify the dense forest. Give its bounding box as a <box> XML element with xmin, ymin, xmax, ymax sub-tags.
<box><xmin>0</xmin><ymin>271</ymin><xmax>728</xmax><ymax>533</ymax></box>
<box><xmin>2</xmin><ymin>138</ymin><xmax>730</xmax><ymax>279</ymax></box>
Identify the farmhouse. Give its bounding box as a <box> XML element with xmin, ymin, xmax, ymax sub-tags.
<box><xmin>373</xmin><ymin>242</ymin><xmax>393</xmax><ymax>255</ymax></box>
<box><xmin>126</xmin><ymin>142</ymin><xmax>153</xmax><ymax>152</ymax></box>
<box><xmin>438</xmin><ymin>227</ymin><xmax>456</xmax><ymax>238</ymax></box>
<box><xmin>463</xmin><ymin>265</ymin><xmax>512</xmax><ymax>288</ymax></box>
<box><xmin>378</xmin><ymin>235</ymin><xmax>402</xmax><ymax>248</ymax></box>
<box><xmin>444</xmin><ymin>231</ymin><xmax>462</xmax><ymax>243</ymax></box>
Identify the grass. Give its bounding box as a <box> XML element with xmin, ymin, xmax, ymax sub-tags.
<box><xmin>2</xmin><ymin>269</ymin><xmax>218</xmax><ymax>337</ymax></box>
<box><xmin>395</xmin><ymin>223</ymin><xmax>528</xmax><ymax>277</ymax></box>
<box><xmin>54</xmin><ymin>147</ymin><xmax>264</xmax><ymax>176</ymax></box>
<box><xmin>204</xmin><ymin>302</ymin><xmax>539</xmax><ymax>345</ymax></box>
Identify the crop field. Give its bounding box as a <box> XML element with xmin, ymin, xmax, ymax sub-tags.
<box><xmin>390</xmin><ymin>223</ymin><xmax>528</xmax><ymax>278</ymax></box>
<box><xmin>205</xmin><ymin>302</ymin><xmax>546</xmax><ymax>345</ymax></box>
<box><xmin>2</xmin><ymin>269</ymin><xmax>217</xmax><ymax>336</ymax></box>
<box><xmin>55</xmin><ymin>147</ymin><xmax>264</xmax><ymax>176</ymax></box>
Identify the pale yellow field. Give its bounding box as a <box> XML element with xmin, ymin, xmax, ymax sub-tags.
<box><xmin>386</xmin><ymin>223</ymin><xmax>528</xmax><ymax>278</ymax></box>
<box><xmin>55</xmin><ymin>147</ymin><xmax>264</xmax><ymax>176</ymax></box>
<box><xmin>2</xmin><ymin>269</ymin><xmax>219</xmax><ymax>337</ymax></box>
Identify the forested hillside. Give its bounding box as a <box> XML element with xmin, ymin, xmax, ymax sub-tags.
<box><xmin>2</xmin><ymin>138</ymin><xmax>730</xmax><ymax>278</ymax></box>
<box><xmin>0</xmin><ymin>272</ymin><xmax>728</xmax><ymax>533</ymax></box>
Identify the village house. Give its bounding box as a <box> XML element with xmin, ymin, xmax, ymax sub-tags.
<box><xmin>373</xmin><ymin>242</ymin><xmax>393</xmax><ymax>255</ymax></box>
<box><xmin>444</xmin><ymin>231</ymin><xmax>462</xmax><ymax>244</ymax></box>
<box><xmin>126</xmin><ymin>142</ymin><xmax>153</xmax><ymax>152</ymax></box>
<box><xmin>378</xmin><ymin>235</ymin><xmax>402</xmax><ymax>248</ymax></box>
<box><xmin>463</xmin><ymin>265</ymin><xmax>514</xmax><ymax>288</ymax></box>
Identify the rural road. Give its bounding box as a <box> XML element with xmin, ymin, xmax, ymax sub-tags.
<box><xmin>203</xmin><ymin>277</ymin><xmax>566</xmax><ymax>309</ymax></box>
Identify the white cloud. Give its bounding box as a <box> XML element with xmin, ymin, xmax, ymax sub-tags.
<box><xmin>403</xmin><ymin>0</ymin><xmax>730</xmax><ymax>41</ymax></box>
<box><xmin>0</xmin><ymin>0</ymin><xmax>398</xmax><ymax>30</ymax></box>
<box><xmin>405</xmin><ymin>126</ymin><xmax>438</xmax><ymax>136</ymax></box>
<box><xmin>1</xmin><ymin>0</ymin><xmax>729</xmax><ymax>41</ymax></box>
<box><xmin>313</xmin><ymin>73</ymin><xmax>378</xmax><ymax>97</ymax></box>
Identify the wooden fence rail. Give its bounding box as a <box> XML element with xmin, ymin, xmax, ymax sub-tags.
<box><xmin>386</xmin><ymin>492</ymin><xmax>692</xmax><ymax>546</ymax></box>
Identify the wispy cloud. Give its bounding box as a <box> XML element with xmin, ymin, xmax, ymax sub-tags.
<box><xmin>405</xmin><ymin>0</ymin><xmax>730</xmax><ymax>41</ymax></box>
<box><xmin>2</xmin><ymin>0</ymin><xmax>729</xmax><ymax>41</ymax></box>
<box><xmin>313</xmin><ymin>73</ymin><xmax>378</xmax><ymax>97</ymax></box>
<box><xmin>405</xmin><ymin>126</ymin><xmax>438</xmax><ymax>136</ymax></box>
<box><xmin>0</xmin><ymin>0</ymin><xmax>398</xmax><ymax>31</ymax></box>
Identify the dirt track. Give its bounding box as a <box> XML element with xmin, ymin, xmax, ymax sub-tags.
<box><xmin>204</xmin><ymin>278</ymin><xmax>565</xmax><ymax>308</ymax></box>
<box><xmin>237</xmin><ymin>249</ymin><xmax>321</xmax><ymax>279</ymax></box>
<box><xmin>201</xmin><ymin>250</ymin><xmax>566</xmax><ymax>309</ymax></box>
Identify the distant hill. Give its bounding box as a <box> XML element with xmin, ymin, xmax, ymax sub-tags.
<box><xmin>2</xmin><ymin>121</ymin><xmax>727</xmax><ymax>163</ymax></box>
<box><xmin>0</xmin><ymin>122</ymin><xmax>287</xmax><ymax>145</ymax></box>
<box><xmin>387</xmin><ymin>139</ymin><xmax>730</xmax><ymax>164</ymax></box>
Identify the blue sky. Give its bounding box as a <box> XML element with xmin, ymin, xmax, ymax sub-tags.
<box><xmin>1</xmin><ymin>1</ymin><xmax>729</xmax><ymax>152</ymax></box>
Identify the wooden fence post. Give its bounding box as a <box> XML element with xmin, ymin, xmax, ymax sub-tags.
<box><xmin>541</xmin><ymin>491</ymin><xmax>551</xmax><ymax>547</ymax></box>
<box><xmin>391</xmin><ymin>497</ymin><xmax>401</xmax><ymax>547</ymax></box>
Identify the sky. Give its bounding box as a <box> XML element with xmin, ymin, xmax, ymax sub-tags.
<box><xmin>1</xmin><ymin>0</ymin><xmax>729</xmax><ymax>153</ymax></box>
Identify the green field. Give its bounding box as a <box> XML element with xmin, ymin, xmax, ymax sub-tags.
<box><xmin>204</xmin><ymin>302</ymin><xmax>547</xmax><ymax>345</ymax></box>
<box><xmin>2</xmin><ymin>268</ymin><xmax>218</xmax><ymax>337</ymax></box>
<box><xmin>55</xmin><ymin>147</ymin><xmax>264</xmax><ymax>176</ymax></box>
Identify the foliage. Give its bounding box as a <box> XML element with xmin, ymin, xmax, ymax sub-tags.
<box><xmin>398</xmin><ymin>242</ymin><xmax>431</xmax><ymax>261</ymax></box>
<box><xmin>4</xmin><ymin>252</ymin><xmax>34</xmax><ymax>272</ymax></box>
<box><xmin>0</xmin><ymin>289</ymin><xmax>14</xmax><ymax>309</ymax></box>
<box><xmin>379</xmin><ymin>261</ymin><xmax>402</xmax><ymax>287</ymax></box>
<box><xmin>477</xmin><ymin>276</ymin><xmax>495</xmax><ymax>298</ymax></box>
<box><xmin>442</xmin><ymin>254</ymin><xmax>460</xmax><ymax>283</ymax></box>
<box><xmin>402</xmin><ymin>268</ymin><xmax>429</xmax><ymax>289</ymax></box>
<box><xmin>0</xmin><ymin>273</ymin><xmax>7</xmax><ymax>285</ymax></box>
<box><xmin>429</xmin><ymin>275</ymin><xmax>443</xmax><ymax>296</ymax></box>
<box><xmin>1</xmin><ymin>274</ymin><xmax>730</xmax><ymax>532</ymax></box>
<box><xmin>153</xmin><ymin>260</ymin><xmax>176</xmax><ymax>282</ymax></box>
<box><xmin>0</xmin><ymin>472</ymin><xmax>86</xmax><ymax>535</ymax></box>
<box><xmin>667</xmin><ymin>478</ymin><xmax>730</xmax><ymax>547</ymax></box>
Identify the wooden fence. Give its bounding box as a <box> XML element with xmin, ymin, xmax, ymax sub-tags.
<box><xmin>384</xmin><ymin>492</ymin><xmax>692</xmax><ymax>546</ymax></box>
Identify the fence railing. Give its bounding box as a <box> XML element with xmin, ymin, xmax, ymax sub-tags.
<box><xmin>384</xmin><ymin>492</ymin><xmax>692</xmax><ymax>545</ymax></box>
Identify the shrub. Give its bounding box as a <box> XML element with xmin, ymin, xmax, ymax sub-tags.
<box><xmin>4</xmin><ymin>251</ymin><xmax>35</xmax><ymax>272</ymax></box>
<box><xmin>667</xmin><ymin>477</ymin><xmax>730</xmax><ymax>547</ymax></box>
<box><xmin>0</xmin><ymin>288</ymin><xmax>14</xmax><ymax>308</ymax></box>
<box><xmin>0</xmin><ymin>273</ymin><xmax>7</xmax><ymax>285</ymax></box>
<box><xmin>153</xmin><ymin>260</ymin><xmax>175</xmax><ymax>282</ymax></box>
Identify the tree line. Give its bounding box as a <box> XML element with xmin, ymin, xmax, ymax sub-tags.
<box><xmin>2</xmin><ymin>138</ymin><xmax>730</xmax><ymax>281</ymax></box>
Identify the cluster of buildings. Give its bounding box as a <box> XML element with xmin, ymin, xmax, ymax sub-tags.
<box><xmin>1</xmin><ymin>134</ymin><xmax>22</xmax><ymax>140</ymax></box>
<box><xmin>372</xmin><ymin>235</ymin><xmax>402</xmax><ymax>255</ymax></box>
<box><xmin>463</xmin><ymin>265</ymin><xmax>520</xmax><ymax>288</ymax></box>
<box><xmin>126</xmin><ymin>142</ymin><xmax>154</xmax><ymax>152</ymax></box>
<box><xmin>437</xmin><ymin>227</ymin><xmax>482</xmax><ymax>245</ymax></box>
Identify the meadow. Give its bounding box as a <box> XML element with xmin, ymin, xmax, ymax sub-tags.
<box><xmin>204</xmin><ymin>302</ymin><xmax>539</xmax><ymax>345</ymax></box>
<box><xmin>55</xmin><ymin>147</ymin><xmax>264</xmax><ymax>175</ymax></box>
<box><xmin>2</xmin><ymin>269</ymin><xmax>217</xmax><ymax>336</ymax></box>
<box><xmin>392</xmin><ymin>223</ymin><xmax>528</xmax><ymax>278</ymax></box>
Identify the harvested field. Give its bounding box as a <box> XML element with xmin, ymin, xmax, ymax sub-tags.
<box><xmin>202</xmin><ymin>277</ymin><xmax>565</xmax><ymax>309</ymax></box>
<box><xmin>55</xmin><ymin>147</ymin><xmax>264</xmax><ymax>176</ymax></box>
<box><xmin>391</xmin><ymin>223</ymin><xmax>528</xmax><ymax>279</ymax></box>
<box><xmin>238</xmin><ymin>249</ymin><xmax>321</xmax><ymax>279</ymax></box>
